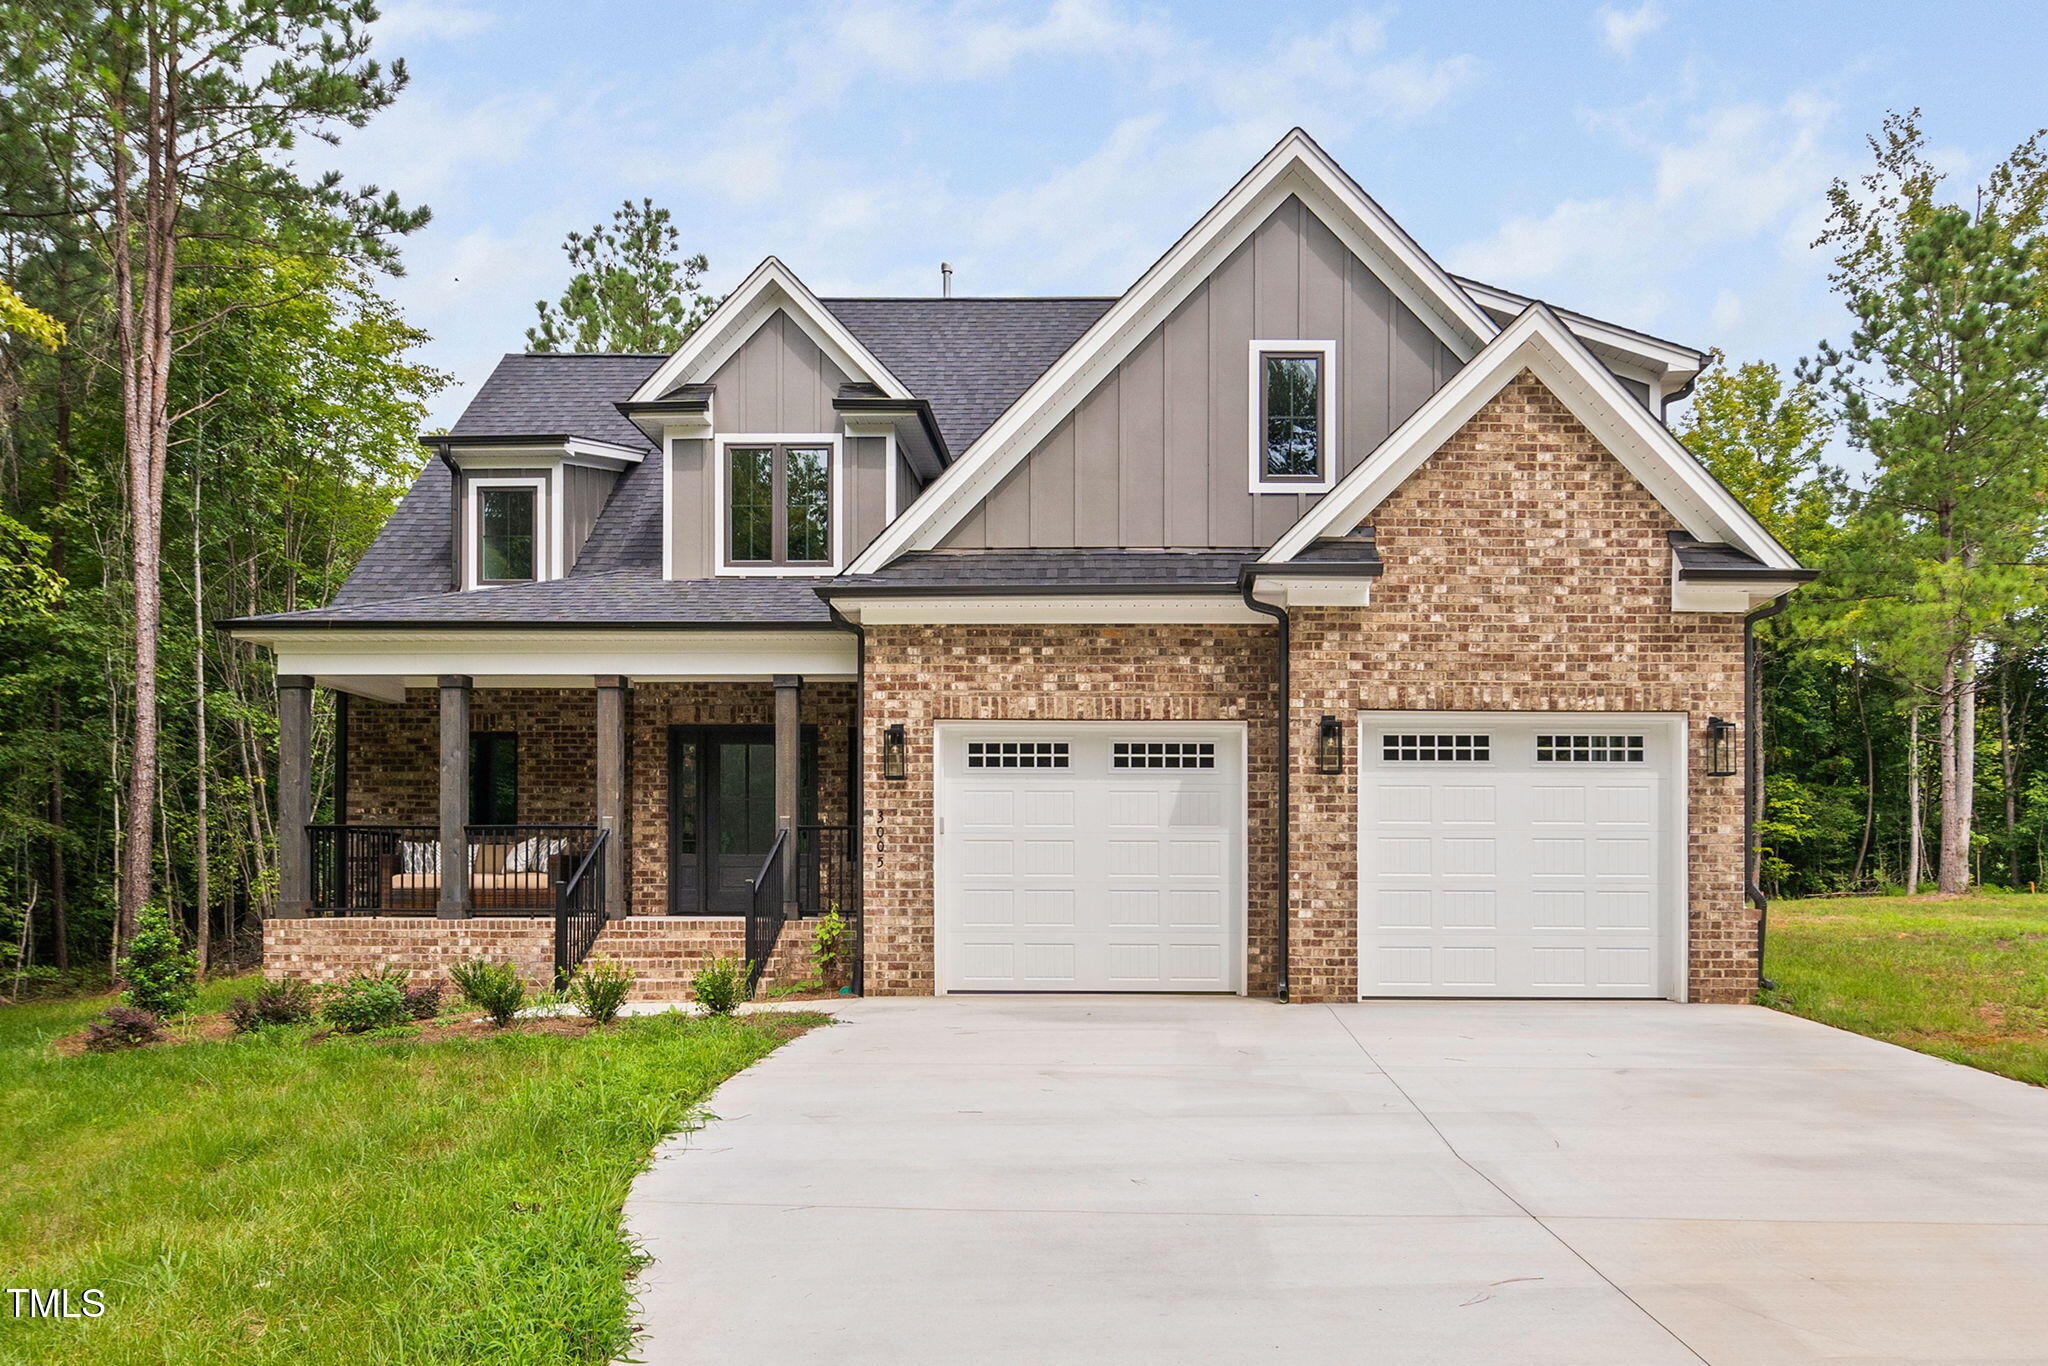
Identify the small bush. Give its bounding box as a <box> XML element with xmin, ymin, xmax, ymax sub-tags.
<box><xmin>119</xmin><ymin>904</ymin><xmax>199</xmax><ymax>1017</ymax></box>
<box><xmin>84</xmin><ymin>1005</ymin><xmax>163</xmax><ymax>1052</ymax></box>
<box><xmin>691</xmin><ymin>955</ymin><xmax>750</xmax><ymax>1016</ymax></box>
<box><xmin>449</xmin><ymin>959</ymin><xmax>527</xmax><ymax>1027</ymax></box>
<box><xmin>225</xmin><ymin>978</ymin><xmax>321</xmax><ymax>1032</ymax></box>
<box><xmin>402</xmin><ymin>981</ymin><xmax>444</xmax><ymax>1020</ymax></box>
<box><xmin>323</xmin><ymin>973</ymin><xmax>413</xmax><ymax>1035</ymax></box>
<box><xmin>811</xmin><ymin>905</ymin><xmax>851</xmax><ymax>987</ymax></box>
<box><xmin>568</xmin><ymin>958</ymin><xmax>634</xmax><ymax>1026</ymax></box>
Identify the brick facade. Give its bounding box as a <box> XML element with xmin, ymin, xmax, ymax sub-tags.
<box><xmin>304</xmin><ymin>373</ymin><xmax>1750</xmax><ymax>1006</ymax></box>
<box><xmin>1283</xmin><ymin>371</ymin><xmax>1750</xmax><ymax>1002</ymax></box>
<box><xmin>859</xmin><ymin>624</ymin><xmax>1282</xmax><ymax>996</ymax></box>
<box><xmin>265</xmin><ymin>916</ymin><xmax>556</xmax><ymax>989</ymax></box>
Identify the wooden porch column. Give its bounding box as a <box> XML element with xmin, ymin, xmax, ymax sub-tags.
<box><xmin>437</xmin><ymin>675</ymin><xmax>472</xmax><ymax>920</ymax></box>
<box><xmin>774</xmin><ymin>674</ymin><xmax>801</xmax><ymax>917</ymax></box>
<box><xmin>276</xmin><ymin>674</ymin><xmax>314</xmax><ymax>918</ymax></box>
<box><xmin>595</xmin><ymin>675</ymin><xmax>629</xmax><ymax>919</ymax></box>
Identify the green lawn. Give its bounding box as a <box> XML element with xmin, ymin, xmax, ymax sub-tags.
<box><xmin>1763</xmin><ymin>891</ymin><xmax>2048</xmax><ymax>1085</ymax></box>
<box><xmin>0</xmin><ymin>977</ymin><xmax>824</xmax><ymax>1365</ymax></box>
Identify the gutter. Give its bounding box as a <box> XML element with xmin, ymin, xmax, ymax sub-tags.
<box><xmin>1746</xmin><ymin>594</ymin><xmax>1792</xmax><ymax>994</ymax></box>
<box><xmin>825</xmin><ymin>600</ymin><xmax>867</xmax><ymax>997</ymax></box>
<box><xmin>1237</xmin><ymin>569</ymin><xmax>1290</xmax><ymax>1002</ymax></box>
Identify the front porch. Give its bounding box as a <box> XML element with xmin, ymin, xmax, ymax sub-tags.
<box><xmin>271</xmin><ymin>671</ymin><xmax>859</xmax><ymax>993</ymax></box>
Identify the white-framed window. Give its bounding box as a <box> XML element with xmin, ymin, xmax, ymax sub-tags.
<box><xmin>465</xmin><ymin>474</ymin><xmax>551</xmax><ymax>588</ymax></box>
<box><xmin>966</xmin><ymin>740</ymin><xmax>1070</xmax><ymax>770</ymax></box>
<box><xmin>1381</xmin><ymin>734</ymin><xmax>1491</xmax><ymax>762</ymax></box>
<box><xmin>713</xmin><ymin>433</ymin><xmax>844</xmax><ymax>575</ymax></box>
<box><xmin>1249</xmin><ymin>339</ymin><xmax>1336</xmax><ymax>493</ymax></box>
<box><xmin>1536</xmin><ymin>734</ymin><xmax>1647</xmax><ymax>763</ymax></box>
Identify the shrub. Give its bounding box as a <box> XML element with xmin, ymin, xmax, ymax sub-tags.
<box><xmin>690</xmin><ymin>955</ymin><xmax>750</xmax><ymax>1016</ymax></box>
<box><xmin>323</xmin><ymin>973</ymin><xmax>413</xmax><ymax>1035</ymax></box>
<box><xmin>567</xmin><ymin>958</ymin><xmax>634</xmax><ymax>1026</ymax></box>
<box><xmin>225</xmin><ymin>978</ymin><xmax>321</xmax><ymax>1032</ymax></box>
<box><xmin>119</xmin><ymin>904</ymin><xmax>198</xmax><ymax>1017</ymax></box>
<box><xmin>402</xmin><ymin>981</ymin><xmax>444</xmax><ymax>1020</ymax></box>
<box><xmin>448</xmin><ymin>959</ymin><xmax>527</xmax><ymax>1027</ymax></box>
<box><xmin>811</xmin><ymin>905</ymin><xmax>851</xmax><ymax>987</ymax></box>
<box><xmin>84</xmin><ymin>1005</ymin><xmax>163</xmax><ymax>1052</ymax></box>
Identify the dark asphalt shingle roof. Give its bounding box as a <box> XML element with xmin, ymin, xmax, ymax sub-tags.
<box><xmin>821</xmin><ymin>298</ymin><xmax>1114</xmax><ymax>454</ymax></box>
<box><xmin>329</xmin><ymin>458</ymin><xmax>452</xmax><ymax>605</ymax></box>
<box><xmin>242</xmin><ymin>568</ymin><xmax>835</xmax><ymax>628</ymax></box>
<box><xmin>823</xmin><ymin>549</ymin><xmax>1260</xmax><ymax>592</ymax></box>
<box><xmin>1669</xmin><ymin>532</ymin><xmax>1811</xmax><ymax>579</ymax></box>
<box><xmin>446</xmin><ymin>353</ymin><xmax>663</xmax><ymax>451</ymax></box>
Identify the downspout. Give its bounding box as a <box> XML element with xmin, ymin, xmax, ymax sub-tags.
<box><xmin>1746</xmin><ymin>594</ymin><xmax>1790</xmax><ymax>993</ymax></box>
<box><xmin>1239</xmin><ymin>571</ymin><xmax>1290</xmax><ymax>1002</ymax></box>
<box><xmin>827</xmin><ymin>601</ymin><xmax>866</xmax><ymax>996</ymax></box>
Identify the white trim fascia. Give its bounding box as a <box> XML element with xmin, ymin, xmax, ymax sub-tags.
<box><xmin>661</xmin><ymin>436</ymin><xmax>675</xmax><ymax>581</ymax></box>
<box><xmin>443</xmin><ymin>438</ymin><xmax>645</xmax><ymax>470</ymax></box>
<box><xmin>462</xmin><ymin>474</ymin><xmax>552</xmax><ymax>591</ymax></box>
<box><xmin>1457</xmin><ymin>279</ymin><xmax>1705</xmax><ymax>379</ymax></box>
<box><xmin>848</xmin><ymin>129</ymin><xmax>1500</xmax><ymax>572</ymax></box>
<box><xmin>629</xmin><ymin>257</ymin><xmax>913</xmax><ymax>404</ymax></box>
<box><xmin>256</xmin><ymin>629</ymin><xmax>858</xmax><ymax>683</ymax></box>
<box><xmin>1355</xmin><ymin>708</ymin><xmax>1691</xmax><ymax>1003</ymax></box>
<box><xmin>1249</xmin><ymin>339</ymin><xmax>1338</xmax><ymax>494</ymax></box>
<box><xmin>314</xmin><ymin>674</ymin><xmax>409</xmax><ymax>703</ymax></box>
<box><xmin>832</xmin><ymin>594</ymin><xmax>1267</xmax><ymax>626</ymax></box>
<box><xmin>1246</xmin><ymin>575</ymin><xmax>1372</xmax><ymax>608</ymax></box>
<box><xmin>712</xmin><ymin>433</ymin><xmax>847</xmax><ymax>577</ymax></box>
<box><xmin>1263</xmin><ymin>305</ymin><xmax>1804</xmax><ymax>573</ymax></box>
<box><xmin>1670</xmin><ymin>556</ymin><xmax>1807</xmax><ymax>613</ymax></box>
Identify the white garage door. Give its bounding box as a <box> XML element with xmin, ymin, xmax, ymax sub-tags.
<box><xmin>1358</xmin><ymin>715</ymin><xmax>1679</xmax><ymax>999</ymax></box>
<box><xmin>936</xmin><ymin>726</ymin><xmax>1244</xmax><ymax>993</ymax></box>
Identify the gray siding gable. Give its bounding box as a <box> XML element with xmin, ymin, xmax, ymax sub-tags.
<box><xmin>941</xmin><ymin>195</ymin><xmax>1460</xmax><ymax>551</ymax></box>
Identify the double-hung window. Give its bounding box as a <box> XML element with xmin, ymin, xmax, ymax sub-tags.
<box><xmin>723</xmin><ymin>439</ymin><xmax>835</xmax><ymax>570</ymax></box>
<box><xmin>469</xmin><ymin>478</ymin><xmax>546</xmax><ymax>587</ymax></box>
<box><xmin>1251</xmin><ymin>341</ymin><xmax>1335</xmax><ymax>491</ymax></box>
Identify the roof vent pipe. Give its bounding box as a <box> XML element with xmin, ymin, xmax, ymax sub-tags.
<box><xmin>940</xmin><ymin>262</ymin><xmax>953</xmax><ymax>298</ymax></box>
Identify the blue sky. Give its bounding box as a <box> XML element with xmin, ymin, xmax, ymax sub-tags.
<box><xmin>332</xmin><ymin>0</ymin><xmax>2048</xmax><ymax>430</ymax></box>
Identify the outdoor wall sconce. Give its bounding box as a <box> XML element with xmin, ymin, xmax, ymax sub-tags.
<box><xmin>1706</xmin><ymin>716</ymin><xmax>1738</xmax><ymax>778</ymax></box>
<box><xmin>882</xmin><ymin>723</ymin><xmax>908</xmax><ymax>781</ymax></box>
<box><xmin>1317</xmin><ymin>714</ymin><xmax>1344</xmax><ymax>775</ymax></box>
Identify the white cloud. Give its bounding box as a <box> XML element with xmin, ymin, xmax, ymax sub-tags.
<box><xmin>1450</xmin><ymin>91</ymin><xmax>1838</xmax><ymax>322</ymax></box>
<box><xmin>827</xmin><ymin>0</ymin><xmax>1178</xmax><ymax>79</ymax></box>
<box><xmin>1597</xmin><ymin>2</ymin><xmax>1665</xmax><ymax>57</ymax></box>
<box><xmin>373</xmin><ymin>0</ymin><xmax>496</xmax><ymax>44</ymax></box>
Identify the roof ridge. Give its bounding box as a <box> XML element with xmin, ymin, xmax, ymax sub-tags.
<box><xmin>820</xmin><ymin>296</ymin><xmax>1119</xmax><ymax>303</ymax></box>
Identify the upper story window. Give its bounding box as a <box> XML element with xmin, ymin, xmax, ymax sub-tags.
<box><xmin>719</xmin><ymin>436</ymin><xmax>838</xmax><ymax>573</ymax></box>
<box><xmin>465</xmin><ymin>475</ymin><xmax>549</xmax><ymax>588</ymax></box>
<box><xmin>1250</xmin><ymin>340</ymin><xmax>1336</xmax><ymax>493</ymax></box>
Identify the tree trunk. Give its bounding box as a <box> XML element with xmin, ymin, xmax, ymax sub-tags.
<box><xmin>1853</xmin><ymin>665</ymin><xmax>1875</xmax><ymax>886</ymax></box>
<box><xmin>192</xmin><ymin>454</ymin><xmax>210</xmax><ymax>978</ymax></box>
<box><xmin>1906</xmin><ymin>705</ymin><xmax>1924</xmax><ymax>895</ymax></box>
<box><xmin>1938</xmin><ymin>654</ymin><xmax>1969</xmax><ymax>895</ymax></box>
<box><xmin>1958</xmin><ymin>650</ymin><xmax>1979</xmax><ymax>891</ymax></box>
<box><xmin>2001</xmin><ymin>660</ymin><xmax>2020</xmax><ymax>886</ymax></box>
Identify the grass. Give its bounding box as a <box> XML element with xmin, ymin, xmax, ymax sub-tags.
<box><xmin>0</xmin><ymin>975</ymin><xmax>826</xmax><ymax>1365</ymax></box>
<box><xmin>1762</xmin><ymin>890</ymin><xmax>2048</xmax><ymax>1086</ymax></box>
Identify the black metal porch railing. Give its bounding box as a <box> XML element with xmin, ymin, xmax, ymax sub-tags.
<box><xmin>309</xmin><ymin>824</ymin><xmax>437</xmax><ymax>914</ymax></box>
<box><xmin>552</xmin><ymin>829</ymin><xmax>609</xmax><ymax>987</ymax></box>
<box><xmin>305</xmin><ymin>823</ymin><xmax>600</xmax><ymax>915</ymax></box>
<box><xmin>797</xmin><ymin>824</ymin><xmax>854</xmax><ymax>919</ymax></box>
<box><xmin>743</xmin><ymin>827</ymin><xmax>788</xmax><ymax>994</ymax></box>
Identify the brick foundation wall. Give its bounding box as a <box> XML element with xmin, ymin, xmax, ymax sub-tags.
<box><xmin>860</xmin><ymin>624</ymin><xmax>1281</xmax><ymax>996</ymax></box>
<box><xmin>264</xmin><ymin>916</ymin><xmax>555</xmax><ymax>989</ymax></box>
<box><xmin>1285</xmin><ymin>371</ymin><xmax>1750</xmax><ymax>1003</ymax></box>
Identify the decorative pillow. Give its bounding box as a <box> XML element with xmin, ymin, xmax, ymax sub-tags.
<box><xmin>398</xmin><ymin>839</ymin><xmax>439</xmax><ymax>876</ymax></box>
<box><xmin>503</xmin><ymin>836</ymin><xmax>541</xmax><ymax>873</ymax></box>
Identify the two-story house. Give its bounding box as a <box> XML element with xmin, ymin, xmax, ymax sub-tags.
<box><xmin>226</xmin><ymin>129</ymin><xmax>1811</xmax><ymax>1004</ymax></box>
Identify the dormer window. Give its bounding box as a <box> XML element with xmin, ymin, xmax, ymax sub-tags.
<box><xmin>478</xmin><ymin>486</ymin><xmax>537</xmax><ymax>583</ymax></box>
<box><xmin>464</xmin><ymin>475</ymin><xmax>550</xmax><ymax>588</ymax></box>
<box><xmin>718</xmin><ymin>436</ymin><xmax>840</xmax><ymax>573</ymax></box>
<box><xmin>1250</xmin><ymin>340</ymin><xmax>1336</xmax><ymax>492</ymax></box>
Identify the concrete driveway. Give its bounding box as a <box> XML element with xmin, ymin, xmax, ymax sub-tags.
<box><xmin>624</xmin><ymin>998</ymin><xmax>2048</xmax><ymax>1364</ymax></box>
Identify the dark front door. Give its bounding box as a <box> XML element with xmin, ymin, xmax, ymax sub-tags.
<box><xmin>668</xmin><ymin>725</ymin><xmax>818</xmax><ymax>915</ymax></box>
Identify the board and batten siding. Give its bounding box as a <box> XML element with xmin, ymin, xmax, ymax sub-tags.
<box><xmin>664</xmin><ymin>306</ymin><xmax>901</xmax><ymax>577</ymax></box>
<box><xmin>562</xmin><ymin>463</ymin><xmax>617</xmax><ymax>572</ymax></box>
<box><xmin>941</xmin><ymin>195</ymin><xmax>1461</xmax><ymax>550</ymax></box>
